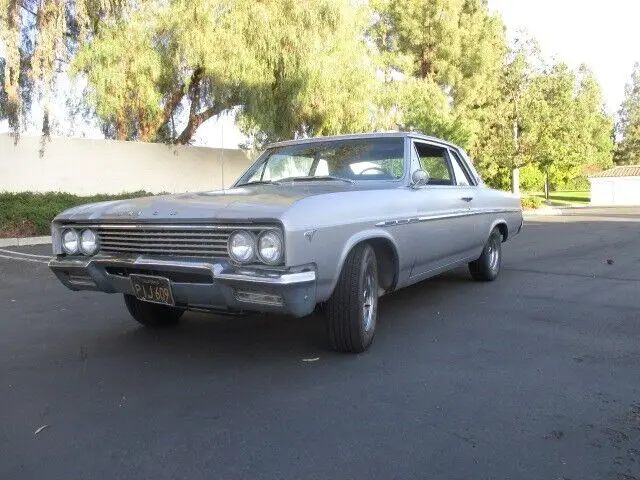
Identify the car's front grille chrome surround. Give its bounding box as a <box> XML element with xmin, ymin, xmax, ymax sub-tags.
<box><xmin>61</xmin><ymin>224</ymin><xmax>281</xmax><ymax>260</ymax></box>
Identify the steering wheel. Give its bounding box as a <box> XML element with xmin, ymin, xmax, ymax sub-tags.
<box><xmin>359</xmin><ymin>167</ymin><xmax>389</xmax><ymax>176</ymax></box>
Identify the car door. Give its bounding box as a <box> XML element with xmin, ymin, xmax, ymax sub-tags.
<box><xmin>447</xmin><ymin>147</ymin><xmax>487</xmax><ymax>249</ymax></box>
<box><xmin>409</xmin><ymin>140</ymin><xmax>480</xmax><ymax>277</ymax></box>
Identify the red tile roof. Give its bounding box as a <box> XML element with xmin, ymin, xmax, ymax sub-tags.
<box><xmin>589</xmin><ymin>165</ymin><xmax>640</xmax><ymax>178</ymax></box>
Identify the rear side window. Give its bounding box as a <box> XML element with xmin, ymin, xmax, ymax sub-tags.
<box><xmin>448</xmin><ymin>151</ymin><xmax>472</xmax><ymax>186</ymax></box>
<box><xmin>449</xmin><ymin>149</ymin><xmax>475</xmax><ymax>186</ymax></box>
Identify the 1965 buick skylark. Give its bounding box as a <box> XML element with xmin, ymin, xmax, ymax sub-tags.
<box><xmin>49</xmin><ymin>132</ymin><xmax>523</xmax><ymax>353</ymax></box>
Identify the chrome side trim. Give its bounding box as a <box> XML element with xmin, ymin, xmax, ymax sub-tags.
<box><xmin>375</xmin><ymin>208</ymin><xmax>521</xmax><ymax>227</ymax></box>
<box><xmin>58</xmin><ymin>223</ymin><xmax>276</xmax><ymax>231</ymax></box>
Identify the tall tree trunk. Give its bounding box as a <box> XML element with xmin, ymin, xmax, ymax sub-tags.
<box><xmin>115</xmin><ymin>115</ymin><xmax>127</xmax><ymax>141</ymax></box>
<box><xmin>512</xmin><ymin>119</ymin><xmax>520</xmax><ymax>194</ymax></box>
<box><xmin>419</xmin><ymin>47</ymin><xmax>433</xmax><ymax>79</ymax></box>
<box><xmin>544</xmin><ymin>169</ymin><xmax>550</xmax><ymax>201</ymax></box>
<box><xmin>5</xmin><ymin>0</ymin><xmax>22</xmax><ymax>141</ymax></box>
<box><xmin>174</xmin><ymin>104</ymin><xmax>228</xmax><ymax>145</ymax></box>
<box><xmin>512</xmin><ymin>168</ymin><xmax>520</xmax><ymax>195</ymax></box>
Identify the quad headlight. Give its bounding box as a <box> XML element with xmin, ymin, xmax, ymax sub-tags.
<box><xmin>60</xmin><ymin>228</ymin><xmax>98</xmax><ymax>256</ymax></box>
<box><xmin>228</xmin><ymin>230</ymin><xmax>256</xmax><ymax>263</ymax></box>
<box><xmin>257</xmin><ymin>230</ymin><xmax>283</xmax><ymax>265</ymax></box>
<box><xmin>62</xmin><ymin>229</ymin><xmax>79</xmax><ymax>255</ymax></box>
<box><xmin>80</xmin><ymin>229</ymin><xmax>98</xmax><ymax>255</ymax></box>
<box><xmin>227</xmin><ymin>229</ymin><xmax>284</xmax><ymax>265</ymax></box>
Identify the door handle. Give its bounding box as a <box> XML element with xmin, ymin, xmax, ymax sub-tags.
<box><xmin>461</xmin><ymin>197</ymin><xmax>473</xmax><ymax>202</ymax></box>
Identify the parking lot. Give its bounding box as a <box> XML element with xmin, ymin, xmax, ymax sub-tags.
<box><xmin>1</xmin><ymin>208</ymin><xmax>639</xmax><ymax>480</ymax></box>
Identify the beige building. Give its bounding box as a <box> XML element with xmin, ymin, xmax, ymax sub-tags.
<box><xmin>589</xmin><ymin>165</ymin><xmax>640</xmax><ymax>206</ymax></box>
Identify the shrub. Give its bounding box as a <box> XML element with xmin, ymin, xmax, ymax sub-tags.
<box><xmin>0</xmin><ymin>191</ymin><xmax>154</xmax><ymax>237</ymax></box>
<box><xmin>563</xmin><ymin>175</ymin><xmax>590</xmax><ymax>191</ymax></box>
<box><xmin>521</xmin><ymin>195</ymin><xmax>544</xmax><ymax>210</ymax></box>
<box><xmin>519</xmin><ymin>164</ymin><xmax>545</xmax><ymax>192</ymax></box>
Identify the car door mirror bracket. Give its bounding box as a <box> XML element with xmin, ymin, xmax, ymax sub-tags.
<box><xmin>410</xmin><ymin>169</ymin><xmax>429</xmax><ymax>189</ymax></box>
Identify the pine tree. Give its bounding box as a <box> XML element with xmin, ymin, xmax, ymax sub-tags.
<box><xmin>615</xmin><ymin>63</ymin><xmax>640</xmax><ymax>165</ymax></box>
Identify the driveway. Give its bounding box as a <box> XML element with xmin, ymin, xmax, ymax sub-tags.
<box><xmin>1</xmin><ymin>208</ymin><xmax>639</xmax><ymax>480</ymax></box>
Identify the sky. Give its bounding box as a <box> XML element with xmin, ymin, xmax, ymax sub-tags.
<box><xmin>488</xmin><ymin>0</ymin><xmax>640</xmax><ymax>114</ymax></box>
<box><xmin>3</xmin><ymin>1</ymin><xmax>639</xmax><ymax>147</ymax></box>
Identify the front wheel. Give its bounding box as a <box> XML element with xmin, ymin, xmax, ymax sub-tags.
<box><xmin>124</xmin><ymin>294</ymin><xmax>184</xmax><ymax>327</ymax></box>
<box><xmin>325</xmin><ymin>243</ymin><xmax>378</xmax><ymax>353</ymax></box>
<box><xmin>469</xmin><ymin>228</ymin><xmax>502</xmax><ymax>281</ymax></box>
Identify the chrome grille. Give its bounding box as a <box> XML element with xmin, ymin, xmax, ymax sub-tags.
<box><xmin>81</xmin><ymin>224</ymin><xmax>276</xmax><ymax>258</ymax></box>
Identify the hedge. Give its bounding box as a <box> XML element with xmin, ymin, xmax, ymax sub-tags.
<box><xmin>520</xmin><ymin>195</ymin><xmax>545</xmax><ymax>210</ymax></box>
<box><xmin>0</xmin><ymin>191</ymin><xmax>154</xmax><ymax>238</ymax></box>
<box><xmin>2</xmin><ymin>190</ymin><xmax>549</xmax><ymax>238</ymax></box>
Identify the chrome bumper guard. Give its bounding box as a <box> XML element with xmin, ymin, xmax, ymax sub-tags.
<box><xmin>49</xmin><ymin>254</ymin><xmax>317</xmax><ymax>317</ymax></box>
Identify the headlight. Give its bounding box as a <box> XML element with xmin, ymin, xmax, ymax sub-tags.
<box><xmin>80</xmin><ymin>229</ymin><xmax>98</xmax><ymax>255</ymax></box>
<box><xmin>257</xmin><ymin>230</ymin><xmax>283</xmax><ymax>265</ymax></box>
<box><xmin>62</xmin><ymin>229</ymin><xmax>79</xmax><ymax>255</ymax></box>
<box><xmin>228</xmin><ymin>230</ymin><xmax>255</xmax><ymax>263</ymax></box>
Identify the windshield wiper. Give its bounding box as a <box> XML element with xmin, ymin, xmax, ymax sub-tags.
<box><xmin>276</xmin><ymin>175</ymin><xmax>355</xmax><ymax>184</ymax></box>
<box><xmin>236</xmin><ymin>180</ymin><xmax>278</xmax><ymax>187</ymax></box>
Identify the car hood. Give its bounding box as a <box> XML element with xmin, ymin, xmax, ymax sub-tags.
<box><xmin>55</xmin><ymin>183</ymin><xmax>370</xmax><ymax>222</ymax></box>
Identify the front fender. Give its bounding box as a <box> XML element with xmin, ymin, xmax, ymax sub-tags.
<box><xmin>318</xmin><ymin>228</ymin><xmax>401</xmax><ymax>302</ymax></box>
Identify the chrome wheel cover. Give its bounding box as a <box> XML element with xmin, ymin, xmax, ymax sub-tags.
<box><xmin>488</xmin><ymin>236</ymin><xmax>500</xmax><ymax>272</ymax></box>
<box><xmin>362</xmin><ymin>262</ymin><xmax>376</xmax><ymax>332</ymax></box>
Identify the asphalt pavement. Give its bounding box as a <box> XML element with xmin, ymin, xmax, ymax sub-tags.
<box><xmin>1</xmin><ymin>208</ymin><xmax>639</xmax><ymax>480</ymax></box>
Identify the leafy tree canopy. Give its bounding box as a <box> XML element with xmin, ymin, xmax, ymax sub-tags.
<box><xmin>0</xmin><ymin>0</ymin><xmax>617</xmax><ymax>191</ymax></box>
<box><xmin>70</xmin><ymin>0</ymin><xmax>375</xmax><ymax>145</ymax></box>
<box><xmin>472</xmin><ymin>40</ymin><xmax>613</xmax><ymax>190</ymax></box>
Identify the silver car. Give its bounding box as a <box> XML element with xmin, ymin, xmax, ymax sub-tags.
<box><xmin>49</xmin><ymin>132</ymin><xmax>523</xmax><ymax>353</ymax></box>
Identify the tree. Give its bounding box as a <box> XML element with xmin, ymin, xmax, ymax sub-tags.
<box><xmin>70</xmin><ymin>0</ymin><xmax>375</xmax><ymax>145</ymax></box>
<box><xmin>369</xmin><ymin>0</ymin><xmax>506</xmax><ymax>151</ymax></box>
<box><xmin>474</xmin><ymin>41</ymin><xmax>613</xmax><ymax>193</ymax></box>
<box><xmin>0</xmin><ymin>0</ymin><xmax>128</xmax><ymax>140</ymax></box>
<box><xmin>472</xmin><ymin>38</ymin><xmax>542</xmax><ymax>192</ymax></box>
<box><xmin>615</xmin><ymin>63</ymin><xmax>640</xmax><ymax>165</ymax></box>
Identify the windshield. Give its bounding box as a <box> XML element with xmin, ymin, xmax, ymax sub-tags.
<box><xmin>238</xmin><ymin>137</ymin><xmax>405</xmax><ymax>185</ymax></box>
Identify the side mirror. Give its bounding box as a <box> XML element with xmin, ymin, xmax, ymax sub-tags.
<box><xmin>410</xmin><ymin>169</ymin><xmax>429</xmax><ymax>188</ymax></box>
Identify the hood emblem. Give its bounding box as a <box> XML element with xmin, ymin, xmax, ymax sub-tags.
<box><xmin>116</xmin><ymin>210</ymin><xmax>142</xmax><ymax>217</ymax></box>
<box><xmin>304</xmin><ymin>229</ymin><xmax>317</xmax><ymax>242</ymax></box>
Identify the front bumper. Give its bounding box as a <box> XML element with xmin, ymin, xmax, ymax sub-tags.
<box><xmin>49</xmin><ymin>254</ymin><xmax>317</xmax><ymax>317</ymax></box>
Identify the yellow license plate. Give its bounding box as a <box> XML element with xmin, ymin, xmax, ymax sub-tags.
<box><xmin>130</xmin><ymin>274</ymin><xmax>175</xmax><ymax>306</ymax></box>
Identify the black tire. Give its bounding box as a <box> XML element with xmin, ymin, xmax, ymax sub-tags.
<box><xmin>123</xmin><ymin>294</ymin><xmax>184</xmax><ymax>327</ymax></box>
<box><xmin>326</xmin><ymin>243</ymin><xmax>378</xmax><ymax>353</ymax></box>
<box><xmin>469</xmin><ymin>228</ymin><xmax>503</xmax><ymax>282</ymax></box>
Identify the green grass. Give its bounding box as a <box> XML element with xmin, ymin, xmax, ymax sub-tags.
<box><xmin>0</xmin><ymin>191</ymin><xmax>154</xmax><ymax>237</ymax></box>
<box><xmin>527</xmin><ymin>190</ymin><xmax>590</xmax><ymax>207</ymax></box>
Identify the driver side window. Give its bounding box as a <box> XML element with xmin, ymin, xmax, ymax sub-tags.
<box><xmin>412</xmin><ymin>142</ymin><xmax>453</xmax><ymax>186</ymax></box>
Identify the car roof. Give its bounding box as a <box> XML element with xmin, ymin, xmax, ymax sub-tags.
<box><xmin>266</xmin><ymin>131</ymin><xmax>460</xmax><ymax>150</ymax></box>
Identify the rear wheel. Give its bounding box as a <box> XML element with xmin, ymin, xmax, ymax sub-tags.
<box><xmin>325</xmin><ymin>243</ymin><xmax>378</xmax><ymax>353</ymax></box>
<box><xmin>469</xmin><ymin>228</ymin><xmax>502</xmax><ymax>281</ymax></box>
<box><xmin>124</xmin><ymin>294</ymin><xmax>184</xmax><ymax>327</ymax></box>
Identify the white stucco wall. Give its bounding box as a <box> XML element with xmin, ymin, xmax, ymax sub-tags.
<box><xmin>0</xmin><ymin>133</ymin><xmax>255</xmax><ymax>195</ymax></box>
<box><xmin>590</xmin><ymin>176</ymin><xmax>640</xmax><ymax>206</ymax></box>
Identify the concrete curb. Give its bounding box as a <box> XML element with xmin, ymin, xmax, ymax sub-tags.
<box><xmin>523</xmin><ymin>207</ymin><xmax>563</xmax><ymax>216</ymax></box>
<box><xmin>0</xmin><ymin>236</ymin><xmax>51</xmax><ymax>247</ymax></box>
<box><xmin>523</xmin><ymin>204</ymin><xmax>631</xmax><ymax>216</ymax></box>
